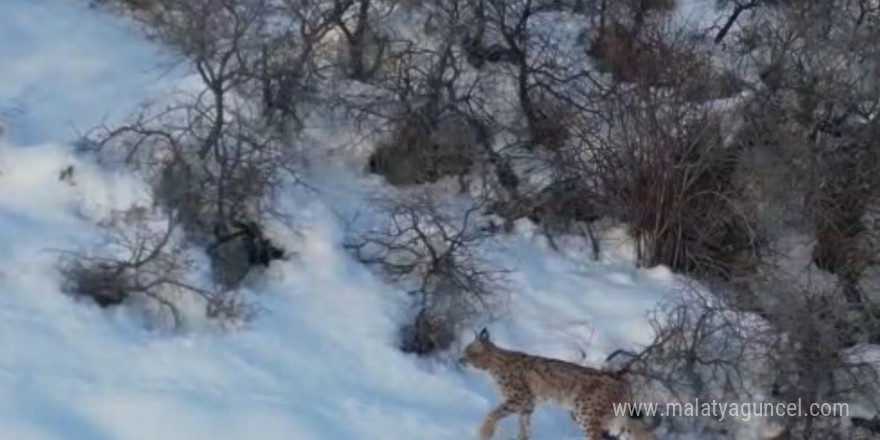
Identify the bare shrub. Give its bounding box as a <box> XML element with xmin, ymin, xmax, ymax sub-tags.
<box><xmin>524</xmin><ymin>92</ymin><xmax>574</xmax><ymax>152</ymax></box>
<box><xmin>723</xmin><ymin>0</ymin><xmax>880</xmax><ymax>305</ymax></box>
<box><xmin>486</xmin><ymin>178</ymin><xmax>604</xmax><ymax>257</ymax></box>
<box><xmin>58</xmin><ymin>206</ymin><xmax>254</xmax><ymax>329</ymax></box>
<box><xmin>585</xmin><ymin>0</ymin><xmax>684</xmax><ymax>85</ymax></box>
<box><xmin>609</xmin><ymin>275</ymin><xmax>880</xmax><ymax>439</ymax></box>
<box><xmin>588</xmin><ymin>20</ymin><xmax>705</xmax><ymax>88</ymax></box>
<box><xmin>207</xmin><ymin>220</ymin><xmax>286</xmax><ymax>288</ymax></box>
<box><xmin>367</xmin><ymin>111</ymin><xmax>479</xmax><ymax>187</ymax></box>
<box><xmin>398</xmin><ymin>307</ymin><xmax>457</xmax><ymax>356</ymax></box>
<box><xmin>581</xmin><ymin>90</ymin><xmax>762</xmax><ymax>281</ymax></box>
<box><xmin>512</xmin><ymin>12</ymin><xmax>750</xmax><ymax>266</ymax></box>
<box><xmin>330</xmin><ymin>0</ymin><xmax>387</xmax><ymax>81</ymax></box>
<box><xmin>345</xmin><ymin>192</ymin><xmax>509</xmax><ymax>355</ymax></box>
<box><xmin>587</xmin><ymin>22</ymin><xmax>645</xmax><ymax>83</ymax></box>
<box><xmin>754</xmin><ymin>277</ymin><xmax>880</xmax><ymax>439</ymax></box>
<box><xmin>806</xmin><ymin>133</ymin><xmax>880</xmax><ymax>304</ymax></box>
<box><xmin>342</xmin><ymin>1</ymin><xmax>513</xmax><ymax>193</ymax></box>
<box><xmin>476</xmin><ymin>0</ymin><xmax>594</xmax><ymax>153</ymax></box>
<box><xmin>607</xmin><ymin>1</ymin><xmax>880</xmax><ymax>433</ymax></box>
<box><xmin>86</xmin><ymin>97</ymin><xmax>290</xmax><ymax>283</ymax></box>
<box><xmin>608</xmin><ymin>286</ymin><xmax>771</xmax><ymax>436</ymax></box>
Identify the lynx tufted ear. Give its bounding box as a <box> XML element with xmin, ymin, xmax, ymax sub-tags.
<box><xmin>478</xmin><ymin>328</ymin><xmax>490</xmax><ymax>341</ymax></box>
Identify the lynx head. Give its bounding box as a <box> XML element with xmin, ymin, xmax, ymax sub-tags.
<box><xmin>459</xmin><ymin>328</ymin><xmax>496</xmax><ymax>368</ymax></box>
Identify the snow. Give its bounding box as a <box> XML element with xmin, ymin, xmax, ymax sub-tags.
<box><xmin>0</xmin><ymin>0</ymin><xmax>179</xmax><ymax>146</ymax></box>
<box><xmin>674</xmin><ymin>0</ymin><xmax>723</xmax><ymax>34</ymax></box>
<box><xmin>0</xmin><ymin>2</ymin><xmax>687</xmax><ymax>440</ymax></box>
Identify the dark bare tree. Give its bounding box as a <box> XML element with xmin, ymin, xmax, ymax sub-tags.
<box><xmin>345</xmin><ymin>192</ymin><xmax>509</xmax><ymax>355</ymax></box>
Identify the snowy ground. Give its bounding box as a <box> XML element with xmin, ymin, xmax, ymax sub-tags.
<box><xmin>0</xmin><ymin>2</ymin><xmax>686</xmax><ymax>440</ymax></box>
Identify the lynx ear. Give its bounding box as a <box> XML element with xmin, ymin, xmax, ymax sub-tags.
<box><xmin>478</xmin><ymin>328</ymin><xmax>490</xmax><ymax>341</ymax></box>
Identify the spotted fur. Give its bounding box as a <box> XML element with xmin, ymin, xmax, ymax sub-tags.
<box><xmin>460</xmin><ymin>329</ymin><xmax>659</xmax><ymax>440</ymax></box>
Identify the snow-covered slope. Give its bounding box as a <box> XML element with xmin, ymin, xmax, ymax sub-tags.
<box><xmin>0</xmin><ymin>1</ymin><xmax>180</xmax><ymax>146</ymax></box>
<box><xmin>0</xmin><ymin>2</ymin><xmax>683</xmax><ymax>439</ymax></box>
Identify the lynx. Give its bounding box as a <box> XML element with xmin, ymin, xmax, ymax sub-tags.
<box><xmin>460</xmin><ymin>329</ymin><xmax>660</xmax><ymax>440</ymax></box>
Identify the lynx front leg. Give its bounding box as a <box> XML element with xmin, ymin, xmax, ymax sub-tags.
<box><xmin>479</xmin><ymin>400</ymin><xmax>533</xmax><ymax>440</ymax></box>
<box><xmin>479</xmin><ymin>402</ymin><xmax>513</xmax><ymax>440</ymax></box>
<box><xmin>517</xmin><ymin>409</ymin><xmax>533</xmax><ymax>440</ymax></box>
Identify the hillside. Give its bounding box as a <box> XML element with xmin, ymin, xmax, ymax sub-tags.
<box><xmin>0</xmin><ymin>2</ymin><xmax>682</xmax><ymax>439</ymax></box>
<box><xmin>3</xmin><ymin>1</ymin><xmax>880</xmax><ymax>439</ymax></box>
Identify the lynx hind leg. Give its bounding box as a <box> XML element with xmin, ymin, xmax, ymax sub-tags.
<box><xmin>572</xmin><ymin>397</ymin><xmax>613</xmax><ymax>440</ymax></box>
<box><xmin>618</xmin><ymin>416</ymin><xmax>657</xmax><ymax>440</ymax></box>
<box><xmin>599</xmin><ymin>414</ymin><xmax>657</xmax><ymax>440</ymax></box>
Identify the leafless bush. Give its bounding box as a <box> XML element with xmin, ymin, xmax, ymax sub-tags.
<box><xmin>341</xmin><ymin>2</ymin><xmax>511</xmax><ymax>193</ymax></box>
<box><xmin>367</xmin><ymin>111</ymin><xmax>480</xmax><ymax>187</ymax></box>
<box><xmin>330</xmin><ymin>0</ymin><xmax>387</xmax><ymax>81</ymax></box>
<box><xmin>82</xmin><ymin>2</ymin><xmax>306</xmax><ymax>294</ymax></box>
<box><xmin>345</xmin><ymin>192</ymin><xmax>509</xmax><ymax>355</ymax></box>
<box><xmin>751</xmin><ymin>274</ymin><xmax>880</xmax><ymax>439</ymax></box>
<box><xmin>607</xmin><ymin>286</ymin><xmax>771</xmax><ymax>436</ymax></box>
<box><xmin>112</xmin><ymin>0</ymin><xmax>350</xmax><ymax>131</ymax></box>
<box><xmin>588</xmin><ymin>19</ymin><xmax>706</xmax><ymax>90</ymax></box>
<box><xmin>82</xmin><ymin>9</ymin><xmax>295</xmax><ymax>281</ymax></box>
<box><xmin>476</xmin><ymin>0</ymin><xmax>600</xmax><ymax>152</ymax></box>
<box><xmin>87</xmin><ymin>0</ymin><xmax>301</xmax><ymax>227</ymax></box>
<box><xmin>87</xmin><ymin>94</ymin><xmax>290</xmax><ymax>276</ymax></box>
<box><xmin>58</xmin><ymin>206</ymin><xmax>254</xmax><ymax>329</ymax></box>
<box><xmin>577</xmin><ymin>89</ymin><xmax>762</xmax><ymax>281</ymax></box>
<box><xmin>351</xmin><ymin>0</ymin><xmax>593</xmax><ymax>197</ymax></box>
<box><xmin>474</xmin><ymin>4</ymin><xmax>747</xmax><ymax>265</ymax></box>
<box><xmin>486</xmin><ymin>178</ymin><xmax>604</xmax><ymax>256</ymax></box>
<box><xmin>524</xmin><ymin>92</ymin><xmax>574</xmax><ymax>152</ymax></box>
<box><xmin>722</xmin><ymin>0</ymin><xmax>880</xmax><ymax>306</ymax></box>
<box><xmin>398</xmin><ymin>307</ymin><xmax>458</xmax><ymax>356</ymax></box>
<box><xmin>608</xmin><ymin>275</ymin><xmax>880</xmax><ymax>439</ymax></box>
<box><xmin>799</xmin><ymin>113</ymin><xmax>880</xmax><ymax>306</ymax></box>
